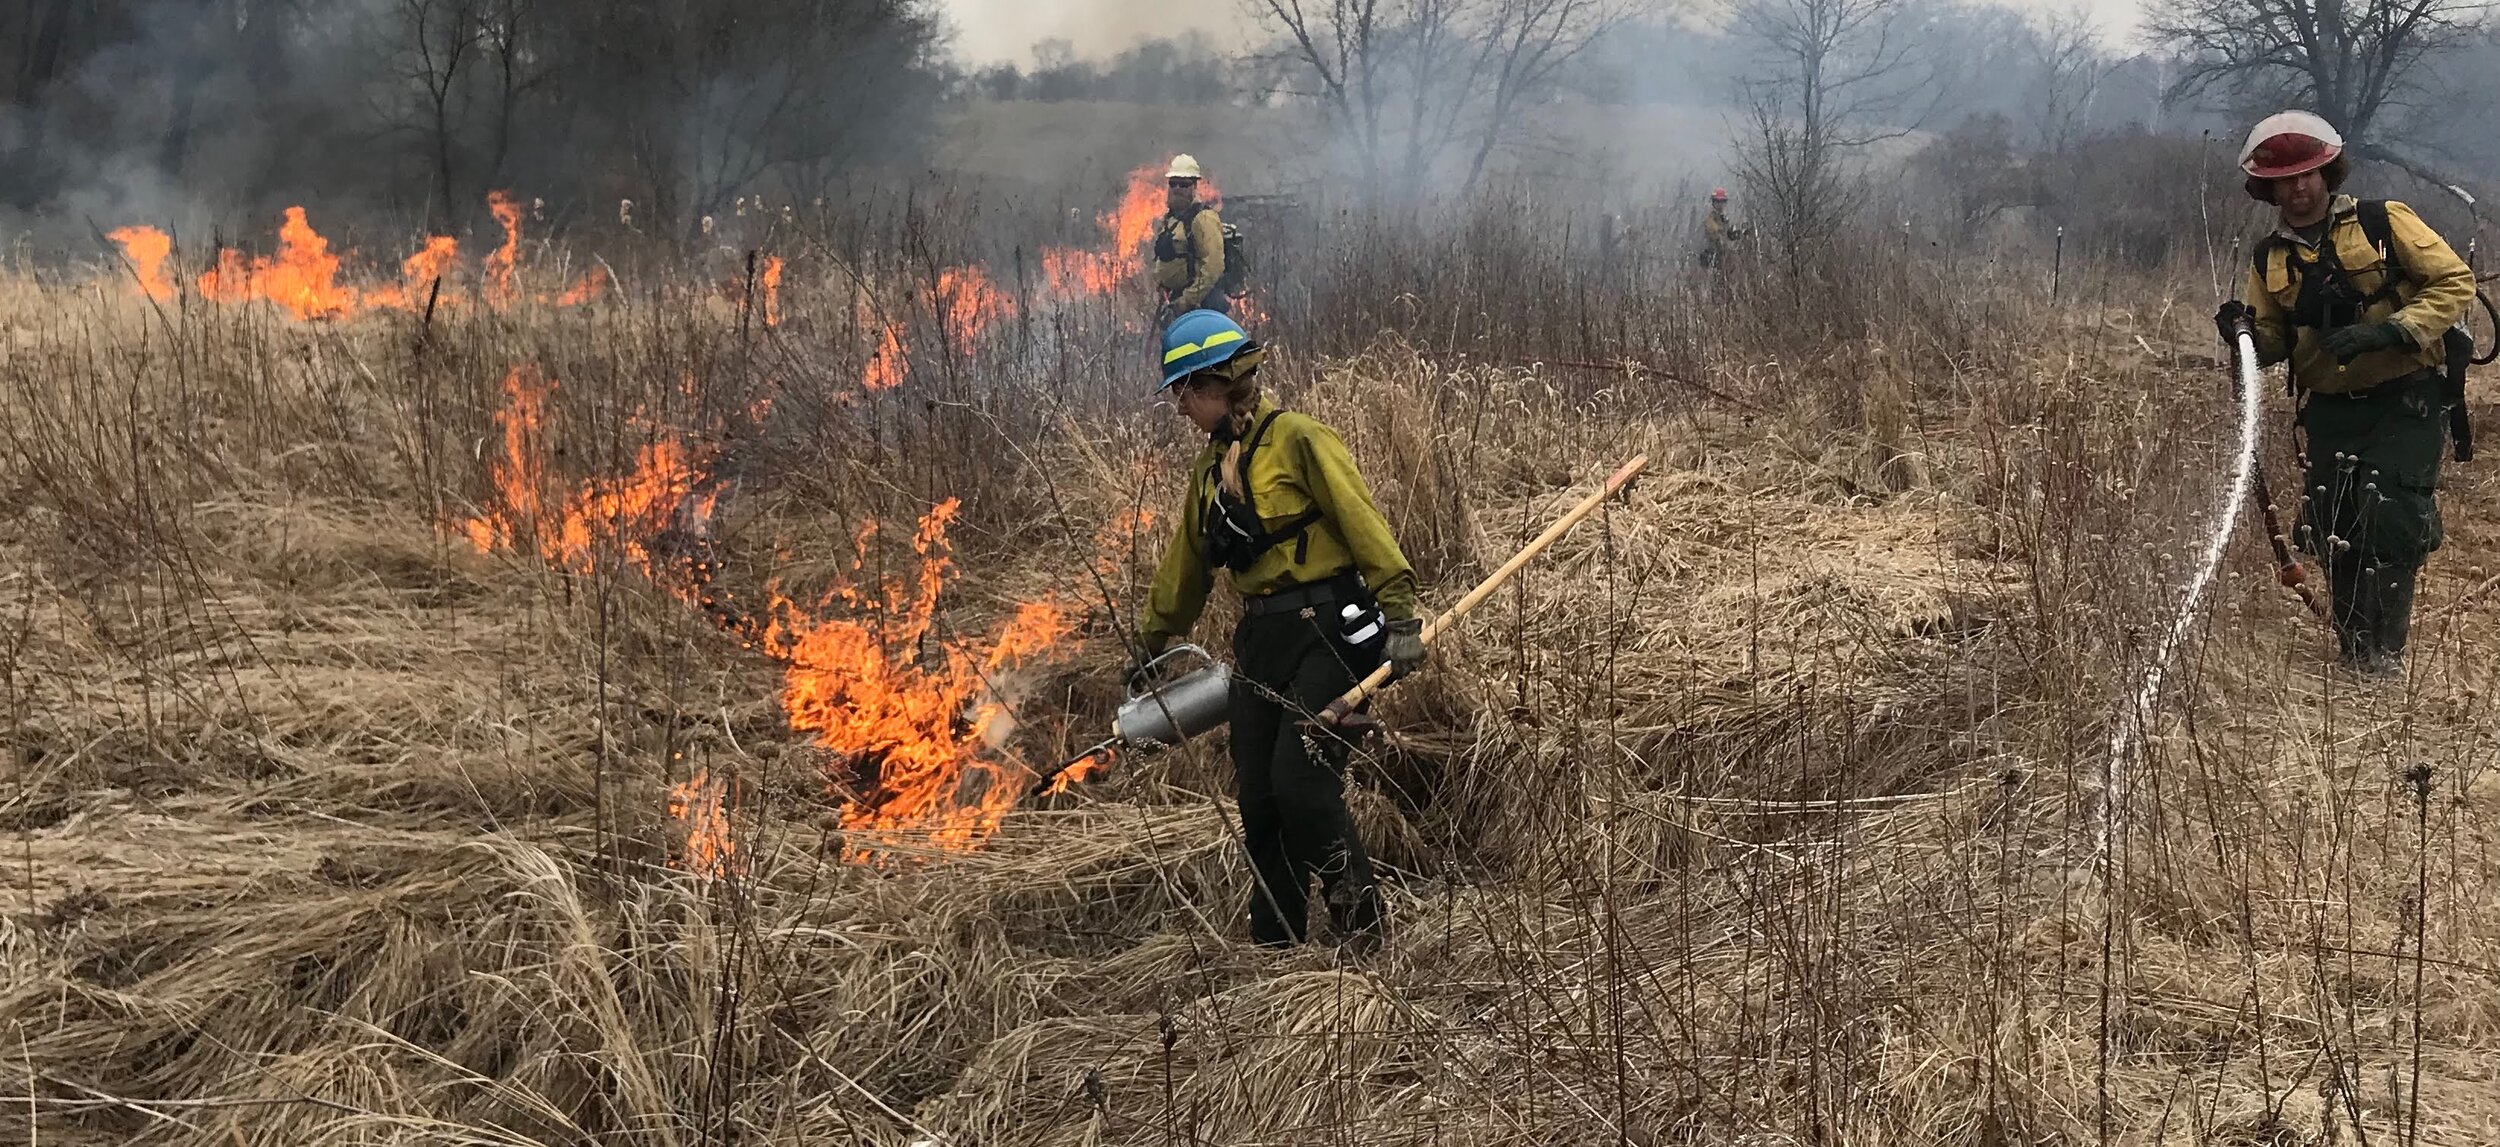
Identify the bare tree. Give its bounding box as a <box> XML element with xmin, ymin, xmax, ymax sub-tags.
<box><xmin>2024</xmin><ymin>8</ymin><xmax>2114</xmax><ymax>155</ymax></box>
<box><xmin>1732</xmin><ymin>0</ymin><xmax>1940</xmax><ymax>268</ymax></box>
<box><xmin>2143</xmin><ymin>0</ymin><xmax>2482</xmax><ymax>155</ymax></box>
<box><xmin>1460</xmin><ymin>0</ymin><xmax>1623</xmax><ymax>190</ymax></box>
<box><xmin>1253</xmin><ymin>0</ymin><xmax>1625</xmax><ymax>201</ymax></box>
<box><xmin>374</xmin><ymin>0</ymin><xmax>542</xmax><ymax>229</ymax></box>
<box><xmin>539</xmin><ymin>0</ymin><xmax>940</xmax><ymax>240</ymax></box>
<box><xmin>389</xmin><ymin>0</ymin><xmax>484</xmax><ymax>225</ymax></box>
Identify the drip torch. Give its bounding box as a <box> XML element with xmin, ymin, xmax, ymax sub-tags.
<box><xmin>1029</xmin><ymin>453</ymin><xmax>1649</xmax><ymax>798</ymax></box>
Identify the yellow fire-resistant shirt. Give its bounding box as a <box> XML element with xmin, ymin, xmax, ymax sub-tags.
<box><xmin>2246</xmin><ymin>195</ymin><xmax>2474</xmax><ymax>394</ymax></box>
<box><xmin>1151</xmin><ymin>207</ymin><xmax>1227</xmax><ymax>310</ymax></box>
<box><xmin>1142</xmin><ymin>398</ymin><xmax>1418</xmax><ymax>643</ymax></box>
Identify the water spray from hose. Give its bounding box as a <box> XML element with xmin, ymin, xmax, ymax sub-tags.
<box><xmin>2097</xmin><ymin>325</ymin><xmax>2267</xmax><ymax>863</ymax></box>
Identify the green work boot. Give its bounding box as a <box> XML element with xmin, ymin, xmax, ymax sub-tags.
<box><xmin>2359</xmin><ymin>563</ymin><xmax>2419</xmax><ymax>678</ymax></box>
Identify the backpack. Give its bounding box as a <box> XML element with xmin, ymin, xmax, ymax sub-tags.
<box><xmin>1212</xmin><ymin>219</ymin><xmax>1248</xmax><ymax>300</ymax></box>
<box><xmin>1158</xmin><ymin>205</ymin><xmax>1250</xmax><ymax>301</ymax></box>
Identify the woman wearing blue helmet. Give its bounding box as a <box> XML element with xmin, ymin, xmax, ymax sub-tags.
<box><xmin>1136</xmin><ymin>309</ymin><xmax>1427</xmax><ymax>952</ymax></box>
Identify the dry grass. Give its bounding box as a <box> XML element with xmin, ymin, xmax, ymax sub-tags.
<box><xmin>1</xmin><ymin>224</ymin><xmax>2498</xmax><ymax>1147</ymax></box>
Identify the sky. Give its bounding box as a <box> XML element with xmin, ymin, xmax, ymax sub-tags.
<box><xmin>938</xmin><ymin>0</ymin><xmax>2154</xmax><ymax>67</ymax></box>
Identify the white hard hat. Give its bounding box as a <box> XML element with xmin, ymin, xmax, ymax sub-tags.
<box><xmin>1165</xmin><ymin>154</ymin><xmax>1204</xmax><ymax>181</ymax></box>
<box><xmin>2238</xmin><ymin>111</ymin><xmax>2343</xmax><ymax>179</ymax></box>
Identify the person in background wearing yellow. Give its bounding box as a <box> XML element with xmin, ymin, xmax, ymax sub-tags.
<box><xmin>1151</xmin><ymin>154</ymin><xmax>1228</xmax><ymax>327</ymax></box>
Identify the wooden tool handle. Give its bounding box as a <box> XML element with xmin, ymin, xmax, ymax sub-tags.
<box><xmin>1320</xmin><ymin>453</ymin><xmax>1649</xmax><ymax>721</ymax></box>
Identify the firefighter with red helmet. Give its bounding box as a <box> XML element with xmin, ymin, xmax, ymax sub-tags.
<box><xmin>1700</xmin><ymin>187</ymin><xmax>1737</xmax><ymax>268</ymax></box>
<box><xmin>2214</xmin><ymin>111</ymin><xmax>2475</xmax><ymax>675</ymax></box>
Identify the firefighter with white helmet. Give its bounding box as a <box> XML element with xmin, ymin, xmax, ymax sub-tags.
<box><xmin>2214</xmin><ymin>110</ymin><xmax>2475</xmax><ymax>675</ymax></box>
<box><xmin>1152</xmin><ymin>154</ymin><xmax>1230</xmax><ymax>326</ymax></box>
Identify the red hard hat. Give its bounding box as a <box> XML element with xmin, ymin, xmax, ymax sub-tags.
<box><xmin>2239</xmin><ymin>111</ymin><xmax>2343</xmax><ymax>180</ymax></box>
<box><xmin>1710</xmin><ymin>188</ymin><xmax>1729</xmax><ymax>202</ymax></box>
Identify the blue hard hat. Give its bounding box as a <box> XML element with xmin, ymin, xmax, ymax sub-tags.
<box><xmin>1158</xmin><ymin>309</ymin><xmax>1255</xmax><ymax>390</ymax></box>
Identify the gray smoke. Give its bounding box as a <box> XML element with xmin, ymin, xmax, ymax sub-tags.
<box><xmin>0</xmin><ymin>0</ymin><xmax>947</xmax><ymax>255</ymax></box>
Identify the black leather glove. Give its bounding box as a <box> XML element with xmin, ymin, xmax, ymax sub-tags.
<box><xmin>1133</xmin><ymin>628</ymin><xmax>1171</xmax><ymax>661</ymax></box>
<box><xmin>2321</xmin><ymin>320</ymin><xmax>2411</xmax><ymax>363</ymax></box>
<box><xmin>1381</xmin><ymin>617</ymin><xmax>1426</xmax><ymax>680</ymax></box>
<box><xmin>2214</xmin><ymin>300</ymin><xmax>2253</xmax><ymax>346</ymax></box>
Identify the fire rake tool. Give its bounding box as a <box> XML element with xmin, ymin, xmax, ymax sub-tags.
<box><xmin>1028</xmin><ymin>453</ymin><xmax>1650</xmax><ymax>797</ymax></box>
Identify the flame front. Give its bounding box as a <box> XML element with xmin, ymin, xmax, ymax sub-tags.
<box><xmin>855</xmin><ymin>161</ymin><xmax>1195</xmax><ymax>394</ymax></box>
<box><xmin>862</xmin><ymin>321</ymin><xmax>908</xmax><ymax>392</ymax></box>
<box><xmin>112</xmin><ymin>191</ymin><xmax>601</xmax><ymax>319</ymax></box>
<box><xmin>108</xmin><ymin>226</ymin><xmax>176</xmax><ymax>301</ymax></box>
<box><xmin>456</xmin><ymin>365</ymin><xmax>717</xmax><ymax>597</ymax></box>
<box><xmin>1039</xmin><ymin>164</ymin><xmax>1174</xmax><ymax>299</ymax></box>
<box><xmin>485</xmin><ymin>190</ymin><xmax>523</xmax><ymax>306</ymax></box>
<box><xmin>557</xmin><ymin>264</ymin><xmax>611</xmax><ymax>306</ymax></box>
<box><xmin>768</xmin><ymin>500</ymin><xmax>1075</xmax><ymax>857</ymax></box>
<box><xmin>667</xmin><ymin>769</ymin><xmax>740</xmax><ymax>880</ymax></box>
<box><xmin>199</xmin><ymin>207</ymin><xmax>356</xmax><ymax>320</ymax></box>
<box><xmin>761</xmin><ymin>256</ymin><xmax>784</xmax><ymax>328</ymax></box>
<box><xmin>455</xmin><ymin>371</ymin><xmax>1079</xmax><ymax>859</ymax></box>
<box><xmin>365</xmin><ymin>236</ymin><xmax>463</xmax><ymax>311</ymax></box>
<box><xmin>1043</xmin><ymin>746</ymin><xmax>1115</xmax><ymax>797</ymax></box>
<box><xmin>459</xmin><ymin>366</ymin><xmax>553</xmax><ymax>554</ymax></box>
<box><xmin>936</xmin><ymin>266</ymin><xmax>1011</xmax><ymax>351</ymax></box>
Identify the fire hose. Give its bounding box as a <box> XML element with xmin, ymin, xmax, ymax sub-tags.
<box><xmin>1027</xmin><ymin>453</ymin><xmax>1650</xmax><ymax>797</ymax></box>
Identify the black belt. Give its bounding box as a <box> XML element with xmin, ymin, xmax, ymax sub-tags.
<box><xmin>1241</xmin><ymin>571</ymin><xmax>1361</xmax><ymax>617</ymax></box>
<box><xmin>2307</xmin><ymin>367</ymin><xmax>2440</xmax><ymax>402</ymax></box>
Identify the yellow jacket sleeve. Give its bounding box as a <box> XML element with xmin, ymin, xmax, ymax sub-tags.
<box><xmin>1293</xmin><ymin>423</ymin><xmax>1419</xmax><ymax>620</ymax></box>
<box><xmin>1179</xmin><ymin>210</ymin><xmax>1226</xmax><ymax>309</ymax></box>
<box><xmin>2382</xmin><ymin>201</ymin><xmax>2474</xmax><ymax>350</ymax></box>
<box><xmin>2245</xmin><ymin>258</ymin><xmax>2291</xmax><ymax>367</ymax></box>
<box><xmin>1140</xmin><ymin>457</ymin><xmax>1214</xmax><ymax>643</ymax></box>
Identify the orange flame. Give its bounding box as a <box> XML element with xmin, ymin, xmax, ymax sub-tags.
<box><xmin>1090</xmin><ymin>505</ymin><xmax>1162</xmax><ymax>585</ymax></box>
<box><xmin>1037</xmin><ymin>164</ymin><xmax>1209</xmax><ymax>300</ymax></box>
<box><xmin>667</xmin><ymin>770</ymin><xmax>740</xmax><ymax>880</ymax></box>
<box><xmin>760</xmin><ymin>256</ymin><xmax>784</xmax><ymax>328</ymax></box>
<box><xmin>107</xmin><ymin>226</ymin><xmax>176</xmax><ymax>302</ymax></box>
<box><xmin>767</xmin><ymin>500</ymin><xmax>1074</xmax><ymax>857</ymax></box>
<box><xmin>404</xmin><ymin>235</ymin><xmax>460</xmax><ymax>287</ymax></box>
<box><xmin>455</xmin><ymin>364</ymin><xmax>718</xmax><ymax>599</ymax></box>
<box><xmin>862</xmin><ymin>322</ymin><xmax>908</xmax><ymax>392</ymax></box>
<box><xmin>199</xmin><ymin>207</ymin><xmax>357</xmax><ymax>320</ymax></box>
<box><xmin>543</xmin><ymin>438</ymin><xmax>717</xmax><ymax>587</ymax></box>
<box><xmin>364</xmin><ymin>236</ymin><xmax>462</xmax><ymax>311</ymax></box>
<box><xmin>459</xmin><ymin>366</ymin><xmax>553</xmax><ymax>554</ymax></box>
<box><xmin>455</xmin><ymin>370</ymin><xmax>1081</xmax><ymax>859</ymax></box>
<box><xmin>848</xmin><ymin>161</ymin><xmax>1207</xmax><ymax>393</ymax></box>
<box><xmin>1043</xmin><ymin>746</ymin><xmax>1115</xmax><ymax>797</ymax></box>
<box><xmin>1231</xmin><ymin>292</ymin><xmax>1269</xmax><ymax>331</ymax></box>
<box><xmin>935</xmin><ymin>266</ymin><xmax>1012</xmax><ymax>351</ymax></box>
<box><xmin>485</xmin><ymin>190</ymin><xmax>523</xmax><ymax>306</ymax></box>
<box><xmin>557</xmin><ymin>264</ymin><xmax>611</xmax><ymax>306</ymax></box>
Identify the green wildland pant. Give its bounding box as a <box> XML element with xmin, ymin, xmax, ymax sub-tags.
<box><xmin>2300</xmin><ymin>368</ymin><xmax>2448</xmax><ymax>660</ymax></box>
<box><xmin>2300</xmin><ymin>368</ymin><xmax>2446</xmax><ymax>567</ymax></box>
<box><xmin>1228</xmin><ymin>606</ymin><xmax>1384</xmax><ymax>947</ymax></box>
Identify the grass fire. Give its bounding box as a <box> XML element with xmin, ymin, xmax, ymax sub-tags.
<box><xmin>7</xmin><ymin>14</ymin><xmax>2500</xmax><ymax>1147</ymax></box>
